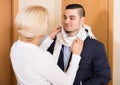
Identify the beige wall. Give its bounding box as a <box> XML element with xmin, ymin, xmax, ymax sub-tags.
<box><xmin>114</xmin><ymin>0</ymin><xmax>120</xmax><ymax>84</ymax></box>
<box><xmin>0</xmin><ymin>0</ymin><xmax>12</xmax><ymax>85</ymax></box>
<box><xmin>19</xmin><ymin>0</ymin><xmax>61</xmax><ymax>31</ymax></box>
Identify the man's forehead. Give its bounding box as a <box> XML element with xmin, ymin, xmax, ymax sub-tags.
<box><xmin>63</xmin><ymin>9</ymin><xmax>79</xmax><ymax>17</ymax></box>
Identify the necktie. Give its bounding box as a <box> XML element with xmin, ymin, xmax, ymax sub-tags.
<box><xmin>57</xmin><ymin>45</ymin><xmax>72</xmax><ymax>72</ymax></box>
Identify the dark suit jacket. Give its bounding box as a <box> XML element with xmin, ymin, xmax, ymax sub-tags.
<box><xmin>47</xmin><ymin>37</ymin><xmax>111</xmax><ymax>85</ymax></box>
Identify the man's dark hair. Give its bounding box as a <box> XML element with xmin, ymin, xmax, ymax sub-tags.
<box><xmin>65</xmin><ymin>4</ymin><xmax>85</xmax><ymax>17</ymax></box>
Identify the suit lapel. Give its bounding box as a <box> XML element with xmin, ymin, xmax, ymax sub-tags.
<box><xmin>57</xmin><ymin>45</ymin><xmax>64</xmax><ymax>71</ymax></box>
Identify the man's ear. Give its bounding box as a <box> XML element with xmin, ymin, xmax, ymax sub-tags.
<box><xmin>80</xmin><ymin>17</ymin><xmax>85</xmax><ymax>24</ymax></box>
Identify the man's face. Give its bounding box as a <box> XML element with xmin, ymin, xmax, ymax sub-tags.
<box><xmin>63</xmin><ymin>9</ymin><xmax>82</xmax><ymax>34</ymax></box>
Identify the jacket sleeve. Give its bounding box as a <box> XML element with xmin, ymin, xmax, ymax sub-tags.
<box><xmin>82</xmin><ymin>43</ymin><xmax>111</xmax><ymax>85</ymax></box>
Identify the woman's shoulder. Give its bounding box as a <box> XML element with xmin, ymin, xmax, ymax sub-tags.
<box><xmin>35</xmin><ymin>48</ymin><xmax>53</xmax><ymax>59</ymax></box>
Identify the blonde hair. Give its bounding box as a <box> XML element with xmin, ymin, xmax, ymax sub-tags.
<box><xmin>15</xmin><ymin>5</ymin><xmax>48</xmax><ymax>40</ymax></box>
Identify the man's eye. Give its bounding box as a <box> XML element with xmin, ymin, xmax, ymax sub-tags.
<box><xmin>64</xmin><ymin>17</ymin><xmax>67</xmax><ymax>20</ymax></box>
<box><xmin>70</xmin><ymin>18</ymin><xmax>74</xmax><ymax>20</ymax></box>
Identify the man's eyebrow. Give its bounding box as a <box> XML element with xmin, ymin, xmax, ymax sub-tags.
<box><xmin>63</xmin><ymin>15</ymin><xmax>75</xmax><ymax>17</ymax></box>
<box><xmin>63</xmin><ymin>15</ymin><xmax>66</xmax><ymax>17</ymax></box>
<box><xmin>69</xmin><ymin>15</ymin><xmax>75</xmax><ymax>17</ymax></box>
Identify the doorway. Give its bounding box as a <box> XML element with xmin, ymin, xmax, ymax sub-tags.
<box><xmin>62</xmin><ymin>0</ymin><xmax>113</xmax><ymax>85</ymax></box>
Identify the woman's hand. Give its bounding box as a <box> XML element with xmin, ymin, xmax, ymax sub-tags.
<box><xmin>71</xmin><ymin>37</ymin><xmax>84</xmax><ymax>55</ymax></box>
<box><xmin>49</xmin><ymin>27</ymin><xmax>61</xmax><ymax>40</ymax></box>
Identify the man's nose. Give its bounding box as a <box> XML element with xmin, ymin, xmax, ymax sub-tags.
<box><xmin>65</xmin><ymin>18</ymin><xmax>70</xmax><ymax>23</ymax></box>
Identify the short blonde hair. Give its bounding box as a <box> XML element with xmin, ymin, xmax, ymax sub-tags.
<box><xmin>15</xmin><ymin>5</ymin><xmax>48</xmax><ymax>39</ymax></box>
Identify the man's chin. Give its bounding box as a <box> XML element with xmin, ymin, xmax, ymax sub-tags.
<box><xmin>65</xmin><ymin>30</ymin><xmax>71</xmax><ymax>33</ymax></box>
<box><xmin>63</xmin><ymin>27</ymin><xmax>71</xmax><ymax>33</ymax></box>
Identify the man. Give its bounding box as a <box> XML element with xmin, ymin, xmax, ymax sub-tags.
<box><xmin>47</xmin><ymin>4</ymin><xmax>111</xmax><ymax>85</ymax></box>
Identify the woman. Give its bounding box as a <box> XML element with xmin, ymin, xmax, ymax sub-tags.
<box><xmin>10</xmin><ymin>5</ymin><xmax>83</xmax><ymax>85</ymax></box>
